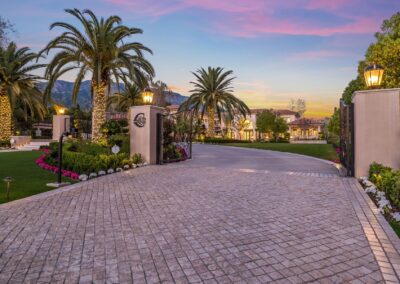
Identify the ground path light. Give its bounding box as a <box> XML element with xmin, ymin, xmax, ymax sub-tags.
<box><xmin>364</xmin><ymin>64</ymin><xmax>384</xmax><ymax>88</ymax></box>
<box><xmin>3</xmin><ymin>176</ymin><xmax>13</xmax><ymax>201</ymax></box>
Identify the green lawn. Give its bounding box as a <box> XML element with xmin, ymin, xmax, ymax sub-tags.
<box><xmin>223</xmin><ymin>142</ymin><xmax>339</xmax><ymax>162</ymax></box>
<box><xmin>0</xmin><ymin>151</ymin><xmax>70</xmax><ymax>204</ymax></box>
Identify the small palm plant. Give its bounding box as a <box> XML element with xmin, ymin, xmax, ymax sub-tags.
<box><xmin>41</xmin><ymin>9</ymin><xmax>154</xmax><ymax>141</ymax></box>
<box><xmin>0</xmin><ymin>42</ymin><xmax>46</xmax><ymax>140</ymax></box>
<box><xmin>179</xmin><ymin>67</ymin><xmax>250</xmax><ymax>137</ymax></box>
<box><xmin>107</xmin><ymin>83</ymin><xmax>143</xmax><ymax>112</ymax></box>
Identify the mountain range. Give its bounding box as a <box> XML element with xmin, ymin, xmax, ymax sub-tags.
<box><xmin>37</xmin><ymin>80</ymin><xmax>188</xmax><ymax>109</ymax></box>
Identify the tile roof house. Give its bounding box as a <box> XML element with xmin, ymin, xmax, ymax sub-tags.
<box><xmin>288</xmin><ymin>118</ymin><xmax>326</xmax><ymax>140</ymax></box>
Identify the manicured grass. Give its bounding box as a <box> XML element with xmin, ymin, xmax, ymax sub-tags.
<box><xmin>0</xmin><ymin>151</ymin><xmax>70</xmax><ymax>204</ymax></box>
<box><xmin>223</xmin><ymin>142</ymin><xmax>339</xmax><ymax>162</ymax></box>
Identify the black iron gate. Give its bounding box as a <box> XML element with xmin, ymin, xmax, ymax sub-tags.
<box><xmin>339</xmin><ymin>99</ymin><xmax>355</xmax><ymax>176</ymax></box>
<box><xmin>158</xmin><ymin>111</ymin><xmax>193</xmax><ymax>164</ymax></box>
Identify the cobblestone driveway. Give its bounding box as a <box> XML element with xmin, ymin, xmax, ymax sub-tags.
<box><xmin>0</xmin><ymin>145</ymin><xmax>400</xmax><ymax>283</ymax></box>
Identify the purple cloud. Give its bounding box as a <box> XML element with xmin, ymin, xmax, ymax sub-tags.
<box><xmin>105</xmin><ymin>0</ymin><xmax>395</xmax><ymax>37</ymax></box>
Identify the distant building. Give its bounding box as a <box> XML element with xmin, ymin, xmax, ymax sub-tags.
<box><xmin>167</xmin><ymin>106</ymin><xmax>303</xmax><ymax>140</ymax></box>
<box><xmin>288</xmin><ymin>118</ymin><xmax>326</xmax><ymax>140</ymax></box>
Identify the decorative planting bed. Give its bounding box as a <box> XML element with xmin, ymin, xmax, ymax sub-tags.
<box><xmin>36</xmin><ymin>139</ymin><xmax>146</xmax><ymax>182</ymax></box>
<box><xmin>359</xmin><ymin>162</ymin><xmax>400</xmax><ymax>236</ymax></box>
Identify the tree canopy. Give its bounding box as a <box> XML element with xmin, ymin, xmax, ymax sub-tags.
<box><xmin>342</xmin><ymin>11</ymin><xmax>400</xmax><ymax>103</ymax></box>
<box><xmin>179</xmin><ymin>67</ymin><xmax>250</xmax><ymax>137</ymax></box>
<box><xmin>256</xmin><ymin>110</ymin><xmax>276</xmax><ymax>134</ymax></box>
<box><xmin>0</xmin><ymin>17</ymin><xmax>14</xmax><ymax>47</ymax></box>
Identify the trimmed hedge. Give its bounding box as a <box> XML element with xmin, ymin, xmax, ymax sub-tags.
<box><xmin>203</xmin><ymin>137</ymin><xmax>251</xmax><ymax>144</ymax></box>
<box><xmin>45</xmin><ymin>140</ymin><xmax>141</xmax><ymax>175</ymax></box>
<box><xmin>369</xmin><ymin>162</ymin><xmax>400</xmax><ymax>208</ymax></box>
<box><xmin>0</xmin><ymin>139</ymin><xmax>11</xmax><ymax>148</ymax></box>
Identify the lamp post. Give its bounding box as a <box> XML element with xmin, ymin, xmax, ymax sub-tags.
<box><xmin>142</xmin><ymin>89</ymin><xmax>154</xmax><ymax>105</ymax></box>
<box><xmin>3</xmin><ymin>177</ymin><xmax>13</xmax><ymax>201</ymax></box>
<box><xmin>364</xmin><ymin>64</ymin><xmax>384</xmax><ymax>88</ymax></box>
<box><xmin>57</xmin><ymin>131</ymin><xmax>70</xmax><ymax>184</ymax></box>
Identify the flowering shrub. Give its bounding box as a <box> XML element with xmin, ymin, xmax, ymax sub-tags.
<box><xmin>35</xmin><ymin>149</ymin><xmax>79</xmax><ymax>180</ymax></box>
<box><xmin>368</xmin><ymin>162</ymin><xmax>400</xmax><ymax>208</ymax></box>
<box><xmin>36</xmin><ymin>141</ymin><xmax>145</xmax><ymax>182</ymax></box>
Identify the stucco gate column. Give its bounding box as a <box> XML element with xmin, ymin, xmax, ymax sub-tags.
<box><xmin>52</xmin><ymin>115</ymin><xmax>70</xmax><ymax>141</ymax></box>
<box><xmin>352</xmin><ymin>88</ymin><xmax>400</xmax><ymax>177</ymax></box>
<box><xmin>129</xmin><ymin>105</ymin><xmax>165</xmax><ymax>164</ymax></box>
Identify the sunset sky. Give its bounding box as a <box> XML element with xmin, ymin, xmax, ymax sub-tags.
<box><xmin>2</xmin><ymin>0</ymin><xmax>400</xmax><ymax>117</ymax></box>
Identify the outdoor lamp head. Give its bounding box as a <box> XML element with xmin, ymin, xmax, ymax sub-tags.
<box><xmin>364</xmin><ymin>63</ymin><xmax>384</xmax><ymax>88</ymax></box>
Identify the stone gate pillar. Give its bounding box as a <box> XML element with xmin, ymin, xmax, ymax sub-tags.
<box><xmin>352</xmin><ymin>88</ymin><xmax>400</xmax><ymax>177</ymax></box>
<box><xmin>52</xmin><ymin>115</ymin><xmax>70</xmax><ymax>141</ymax></box>
<box><xmin>129</xmin><ymin>105</ymin><xmax>165</xmax><ymax>164</ymax></box>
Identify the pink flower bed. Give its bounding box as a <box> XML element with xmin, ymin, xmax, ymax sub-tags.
<box><xmin>35</xmin><ymin>148</ymin><xmax>79</xmax><ymax>180</ymax></box>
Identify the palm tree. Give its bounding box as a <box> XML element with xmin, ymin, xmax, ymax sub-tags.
<box><xmin>150</xmin><ymin>80</ymin><xmax>170</xmax><ymax>107</ymax></box>
<box><xmin>179</xmin><ymin>67</ymin><xmax>250</xmax><ymax>137</ymax></box>
<box><xmin>107</xmin><ymin>82</ymin><xmax>143</xmax><ymax>112</ymax></box>
<box><xmin>40</xmin><ymin>9</ymin><xmax>154</xmax><ymax>141</ymax></box>
<box><xmin>0</xmin><ymin>42</ymin><xmax>46</xmax><ymax>140</ymax></box>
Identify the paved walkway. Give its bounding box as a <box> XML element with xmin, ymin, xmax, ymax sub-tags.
<box><xmin>0</xmin><ymin>145</ymin><xmax>399</xmax><ymax>283</ymax></box>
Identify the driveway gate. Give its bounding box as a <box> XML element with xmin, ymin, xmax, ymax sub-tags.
<box><xmin>339</xmin><ymin>99</ymin><xmax>355</xmax><ymax>176</ymax></box>
<box><xmin>158</xmin><ymin>111</ymin><xmax>193</xmax><ymax>164</ymax></box>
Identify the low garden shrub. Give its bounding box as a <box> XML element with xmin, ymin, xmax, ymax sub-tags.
<box><xmin>0</xmin><ymin>139</ymin><xmax>11</xmax><ymax>148</ymax></box>
<box><xmin>42</xmin><ymin>138</ymin><xmax>143</xmax><ymax>177</ymax></box>
<box><xmin>368</xmin><ymin>162</ymin><xmax>400</xmax><ymax>209</ymax></box>
<box><xmin>109</xmin><ymin>134</ymin><xmax>130</xmax><ymax>154</ymax></box>
<box><xmin>203</xmin><ymin>137</ymin><xmax>251</xmax><ymax>144</ymax></box>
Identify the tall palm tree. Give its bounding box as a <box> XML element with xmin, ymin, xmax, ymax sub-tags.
<box><xmin>179</xmin><ymin>67</ymin><xmax>250</xmax><ymax>137</ymax></box>
<box><xmin>0</xmin><ymin>42</ymin><xmax>46</xmax><ymax>140</ymax></box>
<box><xmin>40</xmin><ymin>8</ymin><xmax>154</xmax><ymax>141</ymax></box>
<box><xmin>107</xmin><ymin>82</ymin><xmax>143</xmax><ymax>112</ymax></box>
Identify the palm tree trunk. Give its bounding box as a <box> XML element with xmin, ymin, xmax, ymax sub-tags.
<box><xmin>0</xmin><ymin>86</ymin><xmax>12</xmax><ymax>140</ymax></box>
<box><xmin>207</xmin><ymin>105</ymin><xmax>215</xmax><ymax>137</ymax></box>
<box><xmin>91</xmin><ymin>81</ymin><xmax>107</xmax><ymax>142</ymax></box>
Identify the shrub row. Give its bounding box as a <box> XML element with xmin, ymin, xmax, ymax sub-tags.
<box><xmin>369</xmin><ymin>162</ymin><xmax>400</xmax><ymax>208</ymax></box>
<box><xmin>0</xmin><ymin>139</ymin><xmax>11</xmax><ymax>148</ymax></box>
<box><xmin>45</xmin><ymin>139</ymin><xmax>142</xmax><ymax>175</ymax></box>
<box><xmin>202</xmin><ymin>137</ymin><xmax>252</xmax><ymax>144</ymax></box>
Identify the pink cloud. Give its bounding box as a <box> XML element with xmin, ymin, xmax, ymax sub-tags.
<box><xmin>105</xmin><ymin>0</ymin><xmax>389</xmax><ymax>37</ymax></box>
<box><xmin>306</xmin><ymin>0</ymin><xmax>350</xmax><ymax>11</ymax></box>
<box><xmin>287</xmin><ymin>50</ymin><xmax>353</xmax><ymax>62</ymax></box>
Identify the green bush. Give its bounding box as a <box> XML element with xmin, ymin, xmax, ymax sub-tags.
<box><xmin>109</xmin><ymin>134</ymin><xmax>130</xmax><ymax>154</ymax></box>
<box><xmin>203</xmin><ymin>137</ymin><xmax>251</xmax><ymax>144</ymax></box>
<box><xmin>369</xmin><ymin>162</ymin><xmax>392</xmax><ymax>185</ymax></box>
<box><xmin>131</xmin><ymin>153</ymin><xmax>143</xmax><ymax>164</ymax></box>
<box><xmin>0</xmin><ymin>139</ymin><xmax>11</xmax><ymax>148</ymax></box>
<box><xmin>369</xmin><ymin>163</ymin><xmax>400</xmax><ymax>209</ymax></box>
<box><xmin>100</xmin><ymin>120</ymin><xmax>128</xmax><ymax>137</ymax></box>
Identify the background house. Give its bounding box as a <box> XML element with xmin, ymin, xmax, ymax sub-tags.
<box><xmin>288</xmin><ymin>118</ymin><xmax>326</xmax><ymax>140</ymax></box>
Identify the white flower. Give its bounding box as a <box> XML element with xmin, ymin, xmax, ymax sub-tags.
<box><xmin>392</xmin><ymin>212</ymin><xmax>400</xmax><ymax>222</ymax></box>
<box><xmin>89</xmin><ymin>173</ymin><xmax>97</xmax><ymax>179</ymax></box>
<box><xmin>378</xmin><ymin>199</ymin><xmax>390</xmax><ymax>208</ymax></box>
<box><xmin>132</xmin><ymin>164</ymin><xmax>137</xmax><ymax>168</ymax></box>
<box><xmin>107</xmin><ymin>168</ymin><xmax>114</xmax><ymax>174</ymax></box>
<box><xmin>123</xmin><ymin>165</ymin><xmax>130</xmax><ymax>170</ymax></box>
<box><xmin>377</xmin><ymin>191</ymin><xmax>386</xmax><ymax>198</ymax></box>
<box><xmin>98</xmin><ymin>170</ymin><xmax>106</xmax><ymax>176</ymax></box>
<box><xmin>143</xmin><ymin>162</ymin><xmax>148</xmax><ymax>166</ymax></box>
<box><xmin>116</xmin><ymin>168</ymin><xmax>123</xmax><ymax>172</ymax></box>
<box><xmin>365</xmin><ymin>186</ymin><xmax>377</xmax><ymax>194</ymax></box>
<box><xmin>79</xmin><ymin>174</ymin><xmax>88</xmax><ymax>181</ymax></box>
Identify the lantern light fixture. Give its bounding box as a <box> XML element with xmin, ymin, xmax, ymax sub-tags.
<box><xmin>364</xmin><ymin>64</ymin><xmax>384</xmax><ymax>88</ymax></box>
<box><xmin>142</xmin><ymin>88</ymin><xmax>154</xmax><ymax>105</ymax></box>
<box><xmin>54</xmin><ymin>104</ymin><xmax>67</xmax><ymax>115</ymax></box>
